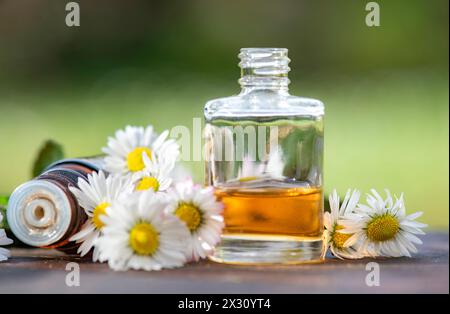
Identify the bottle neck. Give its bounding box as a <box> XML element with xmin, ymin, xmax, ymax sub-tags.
<box><xmin>238</xmin><ymin>48</ymin><xmax>291</xmax><ymax>94</ymax></box>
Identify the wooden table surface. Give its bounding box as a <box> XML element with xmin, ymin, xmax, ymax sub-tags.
<box><xmin>0</xmin><ymin>232</ymin><xmax>448</xmax><ymax>294</ymax></box>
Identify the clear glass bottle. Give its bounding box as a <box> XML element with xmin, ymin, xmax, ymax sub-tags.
<box><xmin>204</xmin><ymin>48</ymin><xmax>325</xmax><ymax>264</ymax></box>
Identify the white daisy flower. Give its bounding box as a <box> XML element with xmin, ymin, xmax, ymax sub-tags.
<box><xmin>166</xmin><ymin>180</ymin><xmax>224</xmax><ymax>262</ymax></box>
<box><xmin>95</xmin><ymin>191</ymin><xmax>189</xmax><ymax>271</ymax></box>
<box><xmin>341</xmin><ymin>189</ymin><xmax>427</xmax><ymax>258</ymax></box>
<box><xmin>131</xmin><ymin>151</ymin><xmax>174</xmax><ymax>193</ymax></box>
<box><xmin>0</xmin><ymin>213</ymin><xmax>13</xmax><ymax>262</ymax></box>
<box><xmin>323</xmin><ymin>189</ymin><xmax>363</xmax><ymax>259</ymax></box>
<box><xmin>69</xmin><ymin>171</ymin><xmax>132</xmax><ymax>261</ymax></box>
<box><xmin>102</xmin><ymin>125</ymin><xmax>180</xmax><ymax>176</ymax></box>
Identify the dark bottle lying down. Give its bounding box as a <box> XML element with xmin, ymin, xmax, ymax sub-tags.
<box><xmin>7</xmin><ymin>158</ymin><xmax>103</xmax><ymax>250</ymax></box>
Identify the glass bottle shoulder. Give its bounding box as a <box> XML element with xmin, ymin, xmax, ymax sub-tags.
<box><xmin>204</xmin><ymin>90</ymin><xmax>324</xmax><ymax>121</ymax></box>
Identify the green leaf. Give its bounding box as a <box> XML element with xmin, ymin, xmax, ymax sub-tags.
<box><xmin>32</xmin><ymin>140</ymin><xmax>65</xmax><ymax>177</ymax></box>
<box><xmin>0</xmin><ymin>195</ymin><xmax>9</xmax><ymax>229</ymax></box>
<box><xmin>0</xmin><ymin>195</ymin><xmax>8</xmax><ymax>206</ymax></box>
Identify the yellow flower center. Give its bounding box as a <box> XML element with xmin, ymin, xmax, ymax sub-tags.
<box><xmin>332</xmin><ymin>225</ymin><xmax>352</xmax><ymax>249</ymax></box>
<box><xmin>92</xmin><ymin>202</ymin><xmax>110</xmax><ymax>230</ymax></box>
<box><xmin>175</xmin><ymin>203</ymin><xmax>202</xmax><ymax>232</ymax></box>
<box><xmin>126</xmin><ymin>147</ymin><xmax>152</xmax><ymax>172</ymax></box>
<box><xmin>129</xmin><ymin>222</ymin><xmax>160</xmax><ymax>256</ymax></box>
<box><xmin>136</xmin><ymin>176</ymin><xmax>160</xmax><ymax>191</ymax></box>
<box><xmin>367</xmin><ymin>214</ymin><xmax>400</xmax><ymax>242</ymax></box>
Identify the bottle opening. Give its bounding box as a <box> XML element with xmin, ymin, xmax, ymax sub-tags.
<box><xmin>24</xmin><ymin>198</ymin><xmax>56</xmax><ymax>228</ymax></box>
<box><xmin>238</xmin><ymin>48</ymin><xmax>290</xmax><ymax>89</ymax></box>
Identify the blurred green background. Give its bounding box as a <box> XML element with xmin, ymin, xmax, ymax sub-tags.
<box><xmin>0</xmin><ymin>0</ymin><xmax>448</xmax><ymax>228</ymax></box>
